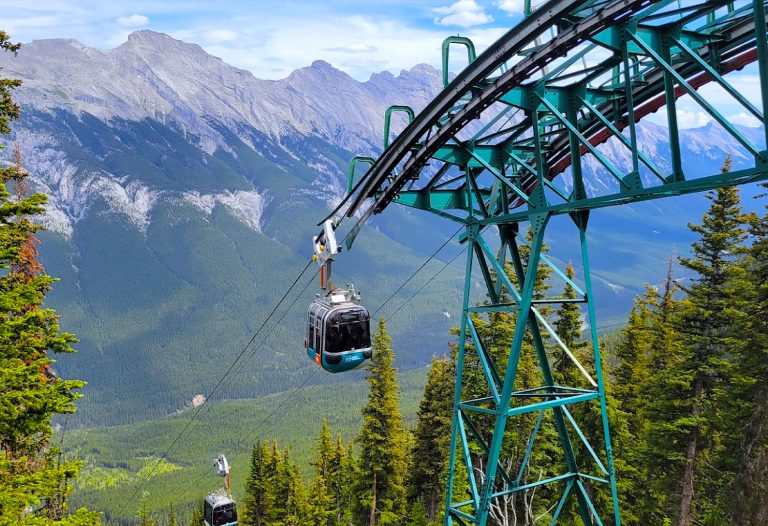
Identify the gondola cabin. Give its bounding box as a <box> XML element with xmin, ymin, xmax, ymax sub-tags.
<box><xmin>307</xmin><ymin>288</ymin><xmax>372</xmax><ymax>373</ymax></box>
<box><xmin>204</xmin><ymin>490</ymin><xmax>238</xmax><ymax>526</ymax></box>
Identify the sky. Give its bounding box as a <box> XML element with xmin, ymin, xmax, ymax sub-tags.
<box><xmin>3</xmin><ymin>0</ymin><xmax>526</xmax><ymax>80</ymax></box>
<box><xmin>2</xmin><ymin>0</ymin><xmax>763</xmax><ymax>129</ymax></box>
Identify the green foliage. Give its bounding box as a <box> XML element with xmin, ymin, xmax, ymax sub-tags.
<box><xmin>168</xmin><ymin>502</ymin><xmax>177</xmax><ymax>526</ymax></box>
<box><xmin>408</xmin><ymin>356</ymin><xmax>453</xmax><ymax>522</ymax></box>
<box><xmin>601</xmin><ymin>167</ymin><xmax>765</xmax><ymax>526</ymax></box>
<box><xmin>726</xmin><ymin>182</ymin><xmax>768</xmax><ymax>524</ymax></box>
<box><xmin>306</xmin><ymin>420</ymin><xmax>348</xmax><ymax>526</ymax></box>
<box><xmin>664</xmin><ymin>182</ymin><xmax>748</xmax><ymax>525</ymax></box>
<box><xmin>240</xmin><ymin>439</ymin><xmax>307</xmax><ymax>526</ymax></box>
<box><xmin>188</xmin><ymin>505</ymin><xmax>203</xmax><ymax>526</ymax></box>
<box><xmin>138</xmin><ymin>500</ymin><xmax>157</xmax><ymax>526</ymax></box>
<box><xmin>0</xmin><ymin>32</ymin><xmax>99</xmax><ymax>526</ymax></box>
<box><xmin>354</xmin><ymin>318</ymin><xmax>408</xmax><ymax>525</ymax></box>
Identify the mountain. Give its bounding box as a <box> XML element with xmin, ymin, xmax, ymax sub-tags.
<box><xmin>0</xmin><ymin>30</ymin><xmax>763</xmax><ymax>426</ymax></box>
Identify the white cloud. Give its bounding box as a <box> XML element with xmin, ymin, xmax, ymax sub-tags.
<box><xmin>651</xmin><ymin>108</ymin><xmax>712</xmax><ymax>129</ymax></box>
<box><xmin>729</xmin><ymin>111</ymin><xmax>762</xmax><ymax>128</ymax></box>
<box><xmin>201</xmin><ymin>29</ymin><xmax>238</xmax><ymax>43</ymax></box>
<box><xmin>116</xmin><ymin>14</ymin><xmax>149</xmax><ymax>28</ymax></box>
<box><xmin>676</xmin><ymin>109</ymin><xmax>712</xmax><ymax>128</ymax></box>
<box><xmin>497</xmin><ymin>0</ymin><xmax>525</xmax><ymax>15</ymax></box>
<box><xmin>434</xmin><ymin>0</ymin><xmax>493</xmax><ymax>28</ymax></box>
<box><xmin>7</xmin><ymin>1</ymin><xmax>508</xmax><ymax>81</ymax></box>
<box><xmin>191</xmin><ymin>16</ymin><xmax>505</xmax><ymax>81</ymax></box>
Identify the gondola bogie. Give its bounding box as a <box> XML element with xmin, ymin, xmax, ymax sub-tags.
<box><xmin>204</xmin><ymin>490</ymin><xmax>238</xmax><ymax>526</ymax></box>
<box><xmin>306</xmin><ymin>288</ymin><xmax>372</xmax><ymax>373</ymax></box>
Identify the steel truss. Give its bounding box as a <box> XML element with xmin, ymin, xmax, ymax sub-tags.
<box><xmin>329</xmin><ymin>0</ymin><xmax>768</xmax><ymax>523</ymax></box>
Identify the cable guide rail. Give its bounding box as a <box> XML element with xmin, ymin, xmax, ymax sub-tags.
<box><xmin>326</xmin><ymin>0</ymin><xmax>768</xmax><ymax>245</ymax></box>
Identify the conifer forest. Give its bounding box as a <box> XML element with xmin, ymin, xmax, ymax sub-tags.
<box><xmin>3</xmin><ymin>0</ymin><xmax>768</xmax><ymax>525</ymax></box>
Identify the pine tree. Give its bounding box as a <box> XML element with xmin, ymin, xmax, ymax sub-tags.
<box><xmin>282</xmin><ymin>465</ymin><xmax>308</xmax><ymax>526</ymax></box>
<box><xmin>610</xmin><ymin>280</ymin><xmax>678</xmax><ymax>525</ymax></box>
<box><xmin>0</xmin><ymin>30</ymin><xmax>99</xmax><ymax>526</ymax></box>
<box><xmin>333</xmin><ymin>435</ymin><xmax>356</xmax><ymax>525</ymax></box>
<box><xmin>726</xmin><ymin>183</ymin><xmax>768</xmax><ymax>524</ymax></box>
<box><xmin>241</xmin><ymin>442</ymin><xmax>274</xmax><ymax>526</ymax></box>
<box><xmin>637</xmin><ymin>262</ymin><xmax>682</xmax><ymax>524</ymax></box>
<box><xmin>188</xmin><ymin>505</ymin><xmax>204</xmax><ymax>526</ymax></box>
<box><xmin>138</xmin><ymin>501</ymin><xmax>157</xmax><ymax>526</ymax></box>
<box><xmin>354</xmin><ymin>318</ymin><xmax>408</xmax><ymax>526</ymax></box>
<box><xmin>554</xmin><ymin>263</ymin><xmax>590</xmax><ymax>386</ymax></box>
<box><xmin>409</xmin><ymin>356</ymin><xmax>453</xmax><ymax>521</ymax></box>
<box><xmin>649</xmin><ymin>166</ymin><xmax>749</xmax><ymax>526</ymax></box>
<box><xmin>308</xmin><ymin>420</ymin><xmax>338</xmax><ymax>526</ymax></box>
<box><xmin>450</xmin><ymin>229</ymin><xmax>565</xmax><ymax>523</ymax></box>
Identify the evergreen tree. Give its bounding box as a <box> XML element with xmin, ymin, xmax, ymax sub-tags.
<box><xmin>241</xmin><ymin>442</ymin><xmax>274</xmax><ymax>526</ymax></box>
<box><xmin>168</xmin><ymin>502</ymin><xmax>177</xmax><ymax>526</ymax></box>
<box><xmin>354</xmin><ymin>318</ymin><xmax>408</xmax><ymax>526</ymax></box>
<box><xmin>554</xmin><ymin>263</ymin><xmax>590</xmax><ymax>386</ymax></box>
<box><xmin>330</xmin><ymin>435</ymin><xmax>354</xmax><ymax>525</ymax></box>
<box><xmin>0</xmin><ymin>30</ymin><xmax>99</xmax><ymax>526</ymax></box>
<box><xmin>138</xmin><ymin>501</ymin><xmax>156</xmax><ymax>526</ymax></box>
<box><xmin>648</xmin><ymin>169</ymin><xmax>748</xmax><ymax>526</ymax></box>
<box><xmin>188</xmin><ymin>505</ymin><xmax>204</xmax><ymax>526</ymax></box>
<box><xmin>282</xmin><ymin>466</ymin><xmax>308</xmax><ymax>526</ymax></box>
<box><xmin>452</xmin><ymin>228</ymin><xmax>564</xmax><ymax>524</ymax></box>
<box><xmin>307</xmin><ymin>420</ymin><xmax>337</xmax><ymax>526</ymax></box>
<box><xmin>726</xmin><ymin>184</ymin><xmax>768</xmax><ymax>524</ymax></box>
<box><xmin>637</xmin><ymin>263</ymin><xmax>682</xmax><ymax>524</ymax></box>
<box><xmin>409</xmin><ymin>356</ymin><xmax>453</xmax><ymax>521</ymax></box>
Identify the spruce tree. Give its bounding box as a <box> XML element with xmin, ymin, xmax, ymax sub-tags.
<box><xmin>727</xmin><ymin>184</ymin><xmax>768</xmax><ymax>524</ymax></box>
<box><xmin>649</xmin><ymin>167</ymin><xmax>748</xmax><ymax>526</ymax></box>
<box><xmin>330</xmin><ymin>435</ymin><xmax>354</xmax><ymax>525</ymax></box>
<box><xmin>637</xmin><ymin>262</ymin><xmax>681</xmax><ymax>524</ymax></box>
<box><xmin>188</xmin><ymin>505</ymin><xmax>204</xmax><ymax>526</ymax></box>
<box><xmin>409</xmin><ymin>356</ymin><xmax>453</xmax><ymax>521</ymax></box>
<box><xmin>241</xmin><ymin>442</ymin><xmax>273</xmax><ymax>526</ymax></box>
<box><xmin>0</xmin><ymin>30</ymin><xmax>99</xmax><ymax>526</ymax></box>
<box><xmin>354</xmin><ymin>318</ymin><xmax>408</xmax><ymax>526</ymax></box>
<box><xmin>308</xmin><ymin>420</ymin><xmax>338</xmax><ymax>526</ymax></box>
<box><xmin>168</xmin><ymin>502</ymin><xmax>177</xmax><ymax>526</ymax></box>
<box><xmin>554</xmin><ymin>263</ymin><xmax>590</xmax><ymax>386</ymax></box>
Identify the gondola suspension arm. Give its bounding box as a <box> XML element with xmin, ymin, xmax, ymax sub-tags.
<box><xmin>313</xmin><ymin>218</ymin><xmax>341</xmax><ymax>290</ymax></box>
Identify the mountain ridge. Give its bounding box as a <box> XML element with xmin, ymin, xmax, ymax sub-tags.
<box><xmin>0</xmin><ymin>29</ymin><xmax>763</xmax><ymax>427</ymax></box>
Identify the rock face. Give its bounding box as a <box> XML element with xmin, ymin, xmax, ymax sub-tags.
<box><xmin>0</xmin><ymin>30</ymin><xmax>762</xmax><ymax>425</ymax></box>
<box><xmin>0</xmin><ymin>31</ymin><xmax>448</xmax><ymax>237</ymax></box>
<box><xmin>5</xmin><ymin>30</ymin><xmax>443</xmax><ymax>152</ymax></box>
<box><xmin>0</xmin><ymin>30</ymin><xmax>761</xmax><ymax>239</ymax></box>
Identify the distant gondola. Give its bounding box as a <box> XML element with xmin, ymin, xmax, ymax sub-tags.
<box><xmin>204</xmin><ymin>490</ymin><xmax>238</xmax><ymax>526</ymax></box>
<box><xmin>307</xmin><ymin>288</ymin><xmax>372</xmax><ymax>373</ymax></box>
<box><xmin>204</xmin><ymin>455</ymin><xmax>238</xmax><ymax>526</ymax></box>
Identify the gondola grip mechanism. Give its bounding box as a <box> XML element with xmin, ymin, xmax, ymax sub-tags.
<box><xmin>313</xmin><ymin>218</ymin><xmax>339</xmax><ymax>290</ymax></box>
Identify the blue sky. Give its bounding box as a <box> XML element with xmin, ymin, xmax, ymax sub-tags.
<box><xmin>3</xmin><ymin>0</ymin><xmax>526</xmax><ymax>80</ymax></box>
<box><xmin>2</xmin><ymin>0</ymin><xmax>763</xmax><ymax>129</ymax></box>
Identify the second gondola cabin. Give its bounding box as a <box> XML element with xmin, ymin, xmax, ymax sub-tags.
<box><xmin>204</xmin><ymin>490</ymin><xmax>237</xmax><ymax>526</ymax></box>
<box><xmin>307</xmin><ymin>288</ymin><xmax>372</xmax><ymax>373</ymax></box>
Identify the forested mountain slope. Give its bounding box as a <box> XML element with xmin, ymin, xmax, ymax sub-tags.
<box><xmin>0</xmin><ymin>30</ymin><xmax>763</xmax><ymax>426</ymax></box>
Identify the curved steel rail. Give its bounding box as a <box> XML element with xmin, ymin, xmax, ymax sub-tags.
<box><xmin>334</xmin><ymin>0</ymin><xmax>768</xmax><ymax>242</ymax></box>
<box><xmin>325</xmin><ymin>1</ymin><xmax>768</xmax><ymax>524</ymax></box>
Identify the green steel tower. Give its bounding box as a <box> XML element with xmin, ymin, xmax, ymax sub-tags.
<box><xmin>322</xmin><ymin>0</ymin><xmax>768</xmax><ymax>523</ymax></box>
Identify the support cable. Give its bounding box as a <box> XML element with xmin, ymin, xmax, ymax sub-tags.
<box><xmin>371</xmin><ymin>226</ymin><xmax>463</xmax><ymax>317</ymax></box>
<box><xmin>175</xmin><ymin>226</ymin><xmax>465</xmax><ymax>504</ymax></box>
<box><xmin>115</xmin><ymin>258</ymin><xmax>314</xmax><ymax>518</ymax></box>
